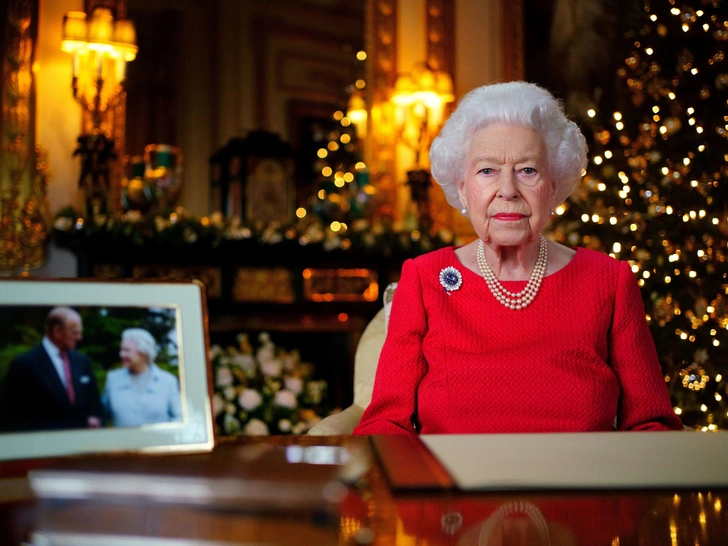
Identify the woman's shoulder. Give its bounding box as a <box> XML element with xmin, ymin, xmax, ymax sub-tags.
<box><xmin>409</xmin><ymin>246</ymin><xmax>456</xmax><ymax>270</ymax></box>
<box><xmin>572</xmin><ymin>246</ymin><xmax>628</xmax><ymax>271</ymax></box>
<box><xmin>105</xmin><ymin>367</ymin><xmax>128</xmax><ymax>383</ymax></box>
<box><xmin>564</xmin><ymin>246</ymin><xmax>632</xmax><ymax>289</ymax></box>
<box><xmin>150</xmin><ymin>364</ymin><xmax>179</xmax><ymax>383</ymax></box>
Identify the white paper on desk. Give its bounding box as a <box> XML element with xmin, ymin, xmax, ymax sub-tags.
<box><xmin>421</xmin><ymin>431</ymin><xmax>728</xmax><ymax>490</ymax></box>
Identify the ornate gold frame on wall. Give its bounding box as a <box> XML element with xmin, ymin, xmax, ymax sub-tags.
<box><xmin>0</xmin><ymin>0</ymin><xmax>50</xmax><ymax>272</ymax></box>
<box><xmin>366</xmin><ymin>0</ymin><xmax>398</xmax><ymax>218</ymax></box>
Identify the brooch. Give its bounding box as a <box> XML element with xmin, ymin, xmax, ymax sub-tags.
<box><xmin>439</xmin><ymin>266</ymin><xmax>463</xmax><ymax>294</ymax></box>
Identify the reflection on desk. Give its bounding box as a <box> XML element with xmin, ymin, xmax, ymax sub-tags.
<box><xmin>1</xmin><ymin>435</ymin><xmax>726</xmax><ymax>546</ymax></box>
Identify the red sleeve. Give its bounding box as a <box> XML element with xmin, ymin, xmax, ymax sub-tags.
<box><xmin>353</xmin><ymin>259</ymin><xmax>429</xmax><ymax>435</ymax></box>
<box><xmin>610</xmin><ymin>261</ymin><xmax>684</xmax><ymax>431</ymax></box>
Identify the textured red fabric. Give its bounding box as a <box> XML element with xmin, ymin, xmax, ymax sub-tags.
<box><xmin>354</xmin><ymin>247</ymin><xmax>684</xmax><ymax>435</ymax></box>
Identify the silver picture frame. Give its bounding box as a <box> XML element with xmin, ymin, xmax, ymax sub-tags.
<box><xmin>0</xmin><ymin>279</ymin><xmax>215</xmax><ymax>461</ymax></box>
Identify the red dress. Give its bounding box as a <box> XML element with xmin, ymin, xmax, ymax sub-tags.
<box><xmin>354</xmin><ymin>247</ymin><xmax>683</xmax><ymax>435</ymax></box>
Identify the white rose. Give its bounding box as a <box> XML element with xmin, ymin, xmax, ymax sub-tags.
<box><xmin>213</xmin><ymin>394</ymin><xmax>224</xmax><ymax>416</ymax></box>
<box><xmin>274</xmin><ymin>389</ymin><xmax>297</xmax><ymax>409</ymax></box>
<box><xmin>257</xmin><ymin>345</ymin><xmax>275</xmax><ymax>363</ymax></box>
<box><xmin>292</xmin><ymin>421</ymin><xmax>307</xmax><ymax>435</ymax></box>
<box><xmin>223</xmin><ymin>414</ymin><xmax>242</xmax><ymax>434</ymax></box>
<box><xmin>238</xmin><ymin>388</ymin><xmax>262</xmax><ymax>411</ymax></box>
<box><xmin>278</xmin><ymin>419</ymin><xmax>292</xmax><ymax>432</ymax></box>
<box><xmin>232</xmin><ymin>354</ymin><xmax>255</xmax><ymax>371</ymax></box>
<box><xmin>209</xmin><ymin>345</ymin><xmax>223</xmax><ymax>360</ymax></box>
<box><xmin>281</xmin><ymin>353</ymin><xmax>297</xmax><ymax>371</ymax></box>
<box><xmin>261</xmin><ymin>359</ymin><xmax>282</xmax><ymax>377</ymax></box>
<box><xmin>244</xmin><ymin>418</ymin><xmax>269</xmax><ymax>436</ymax></box>
<box><xmin>215</xmin><ymin>367</ymin><xmax>233</xmax><ymax>388</ymax></box>
<box><xmin>223</xmin><ymin>386</ymin><xmax>236</xmax><ymax>401</ymax></box>
<box><xmin>284</xmin><ymin>377</ymin><xmax>303</xmax><ymax>394</ymax></box>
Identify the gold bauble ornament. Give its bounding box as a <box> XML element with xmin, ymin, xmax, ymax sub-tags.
<box><xmin>122</xmin><ymin>177</ymin><xmax>154</xmax><ymax>213</ymax></box>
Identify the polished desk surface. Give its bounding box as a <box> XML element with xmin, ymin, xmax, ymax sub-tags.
<box><xmin>1</xmin><ymin>435</ymin><xmax>727</xmax><ymax>546</ymax></box>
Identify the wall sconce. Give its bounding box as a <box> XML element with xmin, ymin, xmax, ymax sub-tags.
<box><xmin>390</xmin><ymin>62</ymin><xmax>453</xmax><ymax>230</ymax></box>
<box><xmin>61</xmin><ymin>8</ymin><xmax>137</xmax><ymax>217</ymax></box>
<box><xmin>391</xmin><ymin>62</ymin><xmax>454</xmax><ymax>168</ymax></box>
<box><xmin>346</xmin><ymin>91</ymin><xmax>368</xmax><ymax>139</ymax></box>
<box><xmin>61</xmin><ymin>8</ymin><xmax>137</xmax><ymax>130</ymax></box>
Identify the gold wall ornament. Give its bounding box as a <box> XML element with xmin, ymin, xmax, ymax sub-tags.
<box><xmin>1</xmin><ymin>0</ymin><xmax>48</xmax><ymax>272</ymax></box>
<box><xmin>366</xmin><ymin>0</ymin><xmax>398</xmax><ymax>219</ymax></box>
<box><xmin>424</xmin><ymin>0</ymin><xmax>463</xmax><ymax>234</ymax></box>
<box><xmin>62</xmin><ymin>0</ymin><xmax>135</xmax><ymax>217</ymax></box>
<box><xmin>18</xmin><ymin>145</ymin><xmax>51</xmax><ymax>269</ymax></box>
<box><xmin>0</xmin><ymin>192</ymin><xmax>22</xmax><ymax>271</ymax></box>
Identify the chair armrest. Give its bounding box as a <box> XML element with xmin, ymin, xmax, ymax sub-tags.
<box><xmin>307</xmin><ymin>404</ymin><xmax>365</xmax><ymax>436</ymax></box>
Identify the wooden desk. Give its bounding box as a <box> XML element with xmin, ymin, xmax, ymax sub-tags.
<box><xmin>1</xmin><ymin>435</ymin><xmax>727</xmax><ymax>546</ymax></box>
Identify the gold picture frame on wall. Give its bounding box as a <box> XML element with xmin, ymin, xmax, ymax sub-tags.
<box><xmin>0</xmin><ymin>279</ymin><xmax>215</xmax><ymax>462</ymax></box>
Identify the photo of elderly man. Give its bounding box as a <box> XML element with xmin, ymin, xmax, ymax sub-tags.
<box><xmin>3</xmin><ymin>307</ymin><xmax>103</xmax><ymax>431</ymax></box>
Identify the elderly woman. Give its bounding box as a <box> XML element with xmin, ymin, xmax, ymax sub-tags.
<box><xmin>102</xmin><ymin>328</ymin><xmax>182</xmax><ymax>427</ymax></box>
<box><xmin>354</xmin><ymin>82</ymin><xmax>682</xmax><ymax>435</ymax></box>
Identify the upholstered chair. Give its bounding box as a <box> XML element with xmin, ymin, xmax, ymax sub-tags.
<box><xmin>308</xmin><ymin>283</ymin><xmax>397</xmax><ymax>435</ymax></box>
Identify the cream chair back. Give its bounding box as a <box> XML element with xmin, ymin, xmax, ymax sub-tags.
<box><xmin>352</xmin><ymin>282</ymin><xmax>397</xmax><ymax>409</ymax></box>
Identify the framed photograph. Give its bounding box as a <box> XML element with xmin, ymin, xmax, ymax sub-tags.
<box><xmin>0</xmin><ymin>279</ymin><xmax>215</xmax><ymax>461</ymax></box>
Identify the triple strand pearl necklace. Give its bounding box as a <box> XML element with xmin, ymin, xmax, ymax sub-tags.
<box><xmin>476</xmin><ymin>236</ymin><xmax>548</xmax><ymax>310</ymax></box>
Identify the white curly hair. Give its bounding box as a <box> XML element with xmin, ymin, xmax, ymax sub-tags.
<box><xmin>429</xmin><ymin>81</ymin><xmax>588</xmax><ymax>210</ymax></box>
<box><xmin>122</xmin><ymin>328</ymin><xmax>158</xmax><ymax>363</ymax></box>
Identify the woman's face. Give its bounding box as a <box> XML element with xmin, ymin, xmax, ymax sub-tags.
<box><xmin>120</xmin><ymin>339</ymin><xmax>148</xmax><ymax>374</ymax></box>
<box><xmin>458</xmin><ymin>122</ymin><xmax>555</xmax><ymax>249</ymax></box>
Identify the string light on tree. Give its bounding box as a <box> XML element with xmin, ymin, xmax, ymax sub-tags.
<box><xmin>549</xmin><ymin>0</ymin><xmax>728</xmax><ymax>429</ymax></box>
<box><xmin>308</xmin><ymin>51</ymin><xmax>374</xmax><ymax>228</ymax></box>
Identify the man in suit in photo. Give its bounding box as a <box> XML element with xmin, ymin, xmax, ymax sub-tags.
<box><xmin>3</xmin><ymin>307</ymin><xmax>103</xmax><ymax>431</ymax></box>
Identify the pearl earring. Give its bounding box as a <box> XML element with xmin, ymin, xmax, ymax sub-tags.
<box><xmin>461</xmin><ymin>207</ymin><xmax>468</xmax><ymax>216</ymax></box>
<box><xmin>549</xmin><ymin>208</ymin><xmax>555</xmax><ymax>217</ymax></box>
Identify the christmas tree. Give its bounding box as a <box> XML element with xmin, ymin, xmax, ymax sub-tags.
<box><xmin>305</xmin><ymin>52</ymin><xmax>375</xmax><ymax>230</ymax></box>
<box><xmin>549</xmin><ymin>0</ymin><xmax>728</xmax><ymax>430</ymax></box>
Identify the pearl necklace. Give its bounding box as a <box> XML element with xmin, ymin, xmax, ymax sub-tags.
<box><xmin>476</xmin><ymin>236</ymin><xmax>548</xmax><ymax>310</ymax></box>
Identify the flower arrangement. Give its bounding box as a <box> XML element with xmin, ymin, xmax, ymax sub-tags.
<box><xmin>211</xmin><ymin>332</ymin><xmax>329</xmax><ymax>435</ymax></box>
